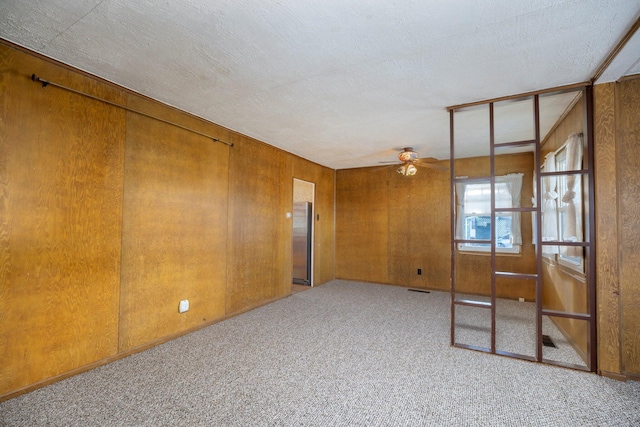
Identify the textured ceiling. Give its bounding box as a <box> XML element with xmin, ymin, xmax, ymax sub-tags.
<box><xmin>1</xmin><ymin>1</ymin><xmax>639</xmax><ymax>169</ymax></box>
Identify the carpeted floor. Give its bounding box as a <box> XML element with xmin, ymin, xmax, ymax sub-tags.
<box><xmin>454</xmin><ymin>296</ymin><xmax>587</xmax><ymax>367</ymax></box>
<box><xmin>1</xmin><ymin>280</ymin><xmax>639</xmax><ymax>426</ymax></box>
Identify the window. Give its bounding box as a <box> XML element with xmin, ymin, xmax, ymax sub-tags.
<box><xmin>456</xmin><ymin>174</ymin><xmax>523</xmax><ymax>254</ymax></box>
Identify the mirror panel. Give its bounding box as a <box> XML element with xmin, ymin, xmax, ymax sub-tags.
<box><xmin>539</xmin><ymin>91</ymin><xmax>583</xmax><ymax>143</ymax></box>
<box><xmin>494</xmin><ymin>96</ymin><xmax>535</xmax><ymax>144</ymax></box>
<box><xmin>541</xmin><ymin>256</ymin><xmax>588</xmax><ymax>315</ymax></box>
<box><xmin>495</xmin><ymin>278</ymin><xmax>537</xmax><ymax>359</ymax></box>
<box><xmin>453</xmin><ymin>104</ymin><xmax>490</xmax><ymax>178</ymax></box>
<box><xmin>453</xmin><ymin>304</ymin><xmax>491</xmax><ymax>350</ymax></box>
<box><xmin>451</xmin><ymin>85</ymin><xmax>593</xmax><ymax>371</ymax></box>
<box><xmin>494</xmin><ymin>143</ymin><xmax>536</xmax><ymax>210</ymax></box>
<box><xmin>542</xmin><ymin>315</ymin><xmax>589</xmax><ymax>369</ymax></box>
<box><xmin>453</xmin><ymin>249</ymin><xmax>491</xmax><ymax>295</ymax></box>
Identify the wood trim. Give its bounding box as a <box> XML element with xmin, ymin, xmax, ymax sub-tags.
<box><xmin>618</xmin><ymin>73</ymin><xmax>640</xmax><ymax>82</ymax></box>
<box><xmin>625</xmin><ymin>372</ymin><xmax>640</xmax><ymax>382</ymax></box>
<box><xmin>591</xmin><ymin>15</ymin><xmax>640</xmax><ymax>83</ymax></box>
<box><xmin>598</xmin><ymin>370</ymin><xmax>628</xmax><ymax>381</ymax></box>
<box><xmin>614</xmin><ymin>82</ymin><xmax>625</xmax><ymax>374</ymax></box>
<box><xmin>446</xmin><ymin>82</ymin><xmax>590</xmax><ymax>112</ymax></box>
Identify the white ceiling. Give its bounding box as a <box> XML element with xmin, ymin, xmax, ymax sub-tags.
<box><xmin>1</xmin><ymin>0</ymin><xmax>639</xmax><ymax>169</ymax></box>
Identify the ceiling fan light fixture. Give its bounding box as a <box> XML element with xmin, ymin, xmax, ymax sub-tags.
<box><xmin>397</xmin><ymin>164</ymin><xmax>417</xmax><ymax>176</ymax></box>
<box><xmin>398</xmin><ymin>147</ymin><xmax>418</xmax><ymax>163</ymax></box>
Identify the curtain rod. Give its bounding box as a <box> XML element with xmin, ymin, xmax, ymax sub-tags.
<box><xmin>31</xmin><ymin>74</ymin><xmax>233</xmax><ymax>147</ymax></box>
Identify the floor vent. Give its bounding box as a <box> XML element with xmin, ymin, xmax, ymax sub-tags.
<box><xmin>408</xmin><ymin>289</ymin><xmax>430</xmax><ymax>294</ymax></box>
<box><xmin>542</xmin><ymin>334</ymin><xmax>557</xmax><ymax>348</ymax></box>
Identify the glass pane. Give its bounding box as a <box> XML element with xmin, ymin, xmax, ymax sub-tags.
<box><xmin>452</xmin><ymin>104</ymin><xmax>490</xmax><ymax>178</ymax></box>
<box><xmin>454</xmin><ymin>251</ymin><xmax>491</xmax><ymax>295</ymax></box>
<box><xmin>495</xmin><ymin>278</ymin><xmax>536</xmax><ymax>359</ymax></box>
<box><xmin>454</xmin><ymin>304</ymin><xmax>491</xmax><ymax>350</ymax></box>
<box><xmin>495</xmin><ymin>301</ymin><xmax>536</xmax><ymax>359</ymax></box>
<box><xmin>494</xmin><ymin>96</ymin><xmax>535</xmax><ymax>144</ymax></box>
<box><xmin>541</xmin><ymin>258</ymin><xmax>588</xmax><ymax>314</ymax></box>
<box><xmin>462</xmin><ymin>215</ymin><xmax>511</xmax><ymax>247</ymax></box>
<box><xmin>454</xmin><ymin>293</ymin><xmax>491</xmax><ymax>304</ymax></box>
<box><xmin>539</xmin><ymin>91</ymin><xmax>583</xmax><ymax>143</ymax></box>
<box><xmin>556</xmin><ymin>172</ymin><xmax>586</xmax><ymax>244</ymax></box>
<box><xmin>542</xmin><ymin>315</ymin><xmax>589</xmax><ymax>369</ymax></box>
<box><xmin>494</xmin><ymin>144</ymin><xmax>536</xmax><ymax>211</ymax></box>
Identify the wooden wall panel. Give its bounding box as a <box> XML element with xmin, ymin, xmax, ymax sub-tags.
<box><xmin>387</xmin><ymin>164</ymin><xmax>451</xmax><ymax>290</ymax></box>
<box><xmin>593</xmin><ymin>82</ymin><xmax>622</xmax><ymax>375</ymax></box>
<box><xmin>336</xmin><ymin>168</ymin><xmax>389</xmax><ymax>283</ymax></box>
<box><xmin>0</xmin><ymin>45</ymin><xmax>125</xmax><ymax>395</ymax></box>
<box><xmin>226</xmin><ymin>135</ymin><xmax>288</xmax><ymax>314</ymax></box>
<box><xmin>336</xmin><ymin>153</ymin><xmax>533</xmax><ymax>295</ymax></box>
<box><xmin>0</xmin><ymin>42</ymin><xmax>336</xmax><ymax>399</ymax></box>
<box><xmin>618</xmin><ymin>78</ymin><xmax>640</xmax><ymax>376</ymax></box>
<box><xmin>314</xmin><ymin>166</ymin><xmax>336</xmax><ymax>285</ymax></box>
<box><xmin>119</xmin><ymin>111</ymin><xmax>229</xmax><ymax>351</ymax></box>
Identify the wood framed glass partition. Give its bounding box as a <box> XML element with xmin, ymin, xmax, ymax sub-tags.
<box><xmin>449</xmin><ymin>85</ymin><xmax>596</xmax><ymax>371</ymax></box>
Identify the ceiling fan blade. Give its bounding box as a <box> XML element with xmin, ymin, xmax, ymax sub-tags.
<box><xmin>368</xmin><ymin>165</ymin><xmax>396</xmax><ymax>172</ymax></box>
<box><xmin>417</xmin><ymin>157</ymin><xmax>439</xmax><ymax>163</ymax></box>
<box><xmin>378</xmin><ymin>161</ymin><xmax>401</xmax><ymax>164</ymax></box>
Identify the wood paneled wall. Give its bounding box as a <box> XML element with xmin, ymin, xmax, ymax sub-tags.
<box><xmin>226</xmin><ymin>134</ymin><xmax>288</xmax><ymax>313</ymax></box>
<box><xmin>387</xmin><ymin>163</ymin><xmax>451</xmax><ymax>289</ymax></box>
<box><xmin>0</xmin><ymin>42</ymin><xmax>335</xmax><ymax>400</ymax></box>
<box><xmin>0</xmin><ymin>46</ymin><xmax>126</xmax><ymax>395</ymax></box>
<box><xmin>593</xmin><ymin>82</ymin><xmax>622</xmax><ymax>376</ymax></box>
<box><xmin>224</xmin><ymin>135</ymin><xmax>336</xmax><ymax>315</ymax></box>
<box><xmin>336</xmin><ymin>168</ymin><xmax>390</xmax><ymax>284</ymax></box>
<box><xmin>593</xmin><ymin>78</ymin><xmax>640</xmax><ymax>379</ymax></box>
<box><xmin>119</xmin><ymin>111</ymin><xmax>229</xmax><ymax>351</ymax></box>
<box><xmin>617</xmin><ymin>78</ymin><xmax>640</xmax><ymax>378</ymax></box>
<box><xmin>336</xmin><ymin>153</ymin><xmax>534</xmax><ymax>297</ymax></box>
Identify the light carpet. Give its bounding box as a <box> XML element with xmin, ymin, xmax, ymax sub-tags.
<box><xmin>1</xmin><ymin>280</ymin><xmax>639</xmax><ymax>426</ymax></box>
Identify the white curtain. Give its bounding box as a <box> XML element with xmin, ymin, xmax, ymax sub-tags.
<box><xmin>455</xmin><ymin>181</ymin><xmax>466</xmax><ymax>239</ymax></box>
<box><xmin>541</xmin><ymin>153</ymin><xmax>559</xmax><ymax>254</ymax></box>
<box><xmin>531</xmin><ymin>171</ymin><xmax>537</xmax><ymax>245</ymax></box>
<box><xmin>562</xmin><ymin>133</ymin><xmax>583</xmax><ymax>256</ymax></box>
<box><xmin>503</xmin><ymin>173</ymin><xmax>523</xmax><ymax>245</ymax></box>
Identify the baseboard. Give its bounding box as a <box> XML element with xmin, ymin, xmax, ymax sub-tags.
<box><xmin>0</xmin><ymin>293</ymin><xmax>288</xmax><ymax>403</ymax></box>
<box><xmin>624</xmin><ymin>372</ymin><xmax>640</xmax><ymax>382</ymax></box>
<box><xmin>598</xmin><ymin>370</ymin><xmax>628</xmax><ymax>381</ymax></box>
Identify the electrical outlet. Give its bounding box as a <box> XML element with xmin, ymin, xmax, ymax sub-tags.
<box><xmin>518</xmin><ymin>297</ymin><xmax>525</xmax><ymax>302</ymax></box>
<box><xmin>417</xmin><ymin>268</ymin><xmax>422</xmax><ymax>275</ymax></box>
<box><xmin>179</xmin><ymin>299</ymin><xmax>189</xmax><ymax>313</ymax></box>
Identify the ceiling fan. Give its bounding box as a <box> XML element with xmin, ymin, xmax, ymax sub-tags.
<box><xmin>380</xmin><ymin>147</ymin><xmax>447</xmax><ymax>176</ymax></box>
